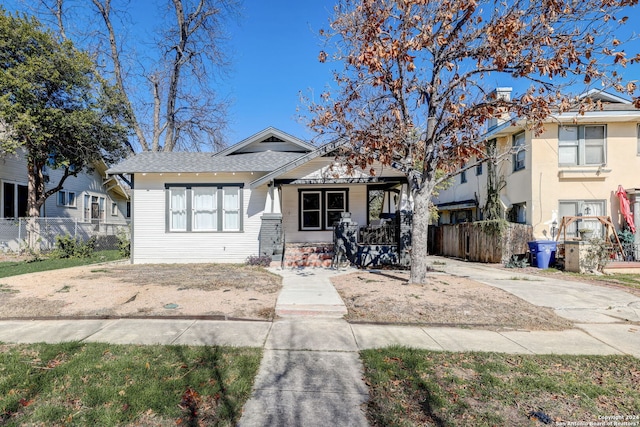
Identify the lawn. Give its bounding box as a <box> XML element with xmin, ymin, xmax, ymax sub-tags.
<box><xmin>0</xmin><ymin>342</ymin><xmax>261</xmax><ymax>426</ymax></box>
<box><xmin>361</xmin><ymin>347</ymin><xmax>640</xmax><ymax>427</ymax></box>
<box><xmin>0</xmin><ymin>250</ymin><xmax>124</xmax><ymax>279</ymax></box>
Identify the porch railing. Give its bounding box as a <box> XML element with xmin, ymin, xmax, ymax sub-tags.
<box><xmin>621</xmin><ymin>242</ymin><xmax>640</xmax><ymax>261</ymax></box>
<box><xmin>358</xmin><ymin>222</ymin><xmax>398</xmax><ymax>245</ymax></box>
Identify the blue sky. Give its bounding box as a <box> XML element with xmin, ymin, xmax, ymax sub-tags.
<box><xmin>2</xmin><ymin>0</ymin><xmax>336</xmax><ymax>144</ymax></box>
<box><xmin>3</xmin><ymin>1</ymin><xmax>640</xmax><ymax>146</ymax></box>
<box><xmin>223</xmin><ymin>1</ymin><xmax>335</xmax><ymax>141</ymax></box>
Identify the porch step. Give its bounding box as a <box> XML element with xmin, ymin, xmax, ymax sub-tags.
<box><xmin>282</xmin><ymin>242</ymin><xmax>334</xmax><ymax>268</ymax></box>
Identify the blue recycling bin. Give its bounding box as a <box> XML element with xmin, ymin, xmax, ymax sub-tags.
<box><xmin>528</xmin><ymin>240</ymin><xmax>557</xmax><ymax>269</ymax></box>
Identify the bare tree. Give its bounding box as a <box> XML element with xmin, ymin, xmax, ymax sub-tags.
<box><xmin>308</xmin><ymin>0</ymin><xmax>639</xmax><ymax>284</ymax></box>
<box><xmin>27</xmin><ymin>0</ymin><xmax>238</xmax><ymax>152</ymax></box>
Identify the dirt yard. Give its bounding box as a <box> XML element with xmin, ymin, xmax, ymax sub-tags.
<box><xmin>331</xmin><ymin>270</ymin><xmax>574</xmax><ymax>331</ymax></box>
<box><xmin>0</xmin><ymin>259</ymin><xmax>577</xmax><ymax>330</ymax></box>
<box><xmin>0</xmin><ymin>262</ymin><xmax>281</xmax><ymax>320</ymax></box>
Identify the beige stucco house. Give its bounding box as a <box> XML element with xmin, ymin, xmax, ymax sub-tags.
<box><xmin>434</xmin><ymin>89</ymin><xmax>640</xmax><ymax>247</ymax></box>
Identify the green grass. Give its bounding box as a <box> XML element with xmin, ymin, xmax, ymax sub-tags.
<box><xmin>361</xmin><ymin>347</ymin><xmax>640</xmax><ymax>427</ymax></box>
<box><xmin>0</xmin><ymin>342</ymin><xmax>261</xmax><ymax>426</ymax></box>
<box><xmin>591</xmin><ymin>273</ymin><xmax>640</xmax><ymax>290</ymax></box>
<box><xmin>505</xmin><ymin>276</ymin><xmax>542</xmax><ymax>281</ymax></box>
<box><xmin>0</xmin><ymin>250</ymin><xmax>124</xmax><ymax>279</ymax></box>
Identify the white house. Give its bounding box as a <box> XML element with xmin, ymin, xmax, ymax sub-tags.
<box><xmin>1</xmin><ymin>148</ymin><xmax>130</xmax><ymax>252</ymax></box>
<box><xmin>1</xmin><ymin>148</ymin><xmax>130</xmax><ymax>223</ymax></box>
<box><xmin>107</xmin><ymin>127</ymin><xmax>409</xmax><ymax>265</ymax></box>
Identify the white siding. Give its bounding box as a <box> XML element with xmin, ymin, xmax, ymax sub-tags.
<box><xmin>131</xmin><ymin>173</ymin><xmax>267</xmax><ymax>264</ymax></box>
<box><xmin>0</xmin><ymin>150</ymin><xmax>29</xmax><ymax>218</ymax></box>
<box><xmin>0</xmin><ymin>150</ymin><xmax>29</xmax><ymax>183</ymax></box>
<box><xmin>281</xmin><ymin>184</ymin><xmax>368</xmax><ymax>243</ymax></box>
<box><xmin>1</xmin><ymin>149</ymin><xmax>127</xmax><ymax>222</ymax></box>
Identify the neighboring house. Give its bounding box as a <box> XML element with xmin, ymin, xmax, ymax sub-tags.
<box><xmin>106</xmin><ymin>127</ymin><xmax>409</xmax><ymax>264</ymax></box>
<box><xmin>433</xmin><ymin>89</ymin><xmax>640</xmax><ymax>246</ymax></box>
<box><xmin>1</xmin><ymin>147</ymin><xmax>130</xmax><ymax>224</ymax></box>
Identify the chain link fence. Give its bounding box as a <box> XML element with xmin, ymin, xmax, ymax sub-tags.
<box><xmin>0</xmin><ymin>217</ymin><xmax>130</xmax><ymax>253</ymax></box>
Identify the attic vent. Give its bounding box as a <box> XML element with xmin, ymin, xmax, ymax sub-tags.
<box><xmin>262</xmin><ymin>136</ymin><xmax>284</xmax><ymax>143</ymax></box>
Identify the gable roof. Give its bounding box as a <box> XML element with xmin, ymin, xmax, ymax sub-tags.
<box><xmin>106</xmin><ymin>127</ymin><xmax>315</xmax><ymax>175</ymax></box>
<box><xmin>249</xmin><ymin>138</ymin><xmax>350</xmax><ymax>188</ymax></box>
<box><xmin>214</xmin><ymin>127</ymin><xmax>316</xmax><ymax>156</ymax></box>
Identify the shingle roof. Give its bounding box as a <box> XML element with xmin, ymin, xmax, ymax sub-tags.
<box><xmin>106</xmin><ymin>151</ymin><xmax>307</xmax><ymax>174</ymax></box>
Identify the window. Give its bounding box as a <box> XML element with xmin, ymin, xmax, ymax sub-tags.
<box><xmin>326</xmin><ymin>191</ymin><xmax>346</xmax><ymax>228</ymax></box>
<box><xmin>166</xmin><ymin>184</ymin><xmax>243</xmax><ymax>232</ymax></box>
<box><xmin>299</xmin><ymin>189</ymin><xmax>349</xmax><ymax>230</ymax></box>
<box><xmin>301</xmin><ymin>191</ymin><xmax>321</xmax><ymax>230</ymax></box>
<box><xmin>452</xmin><ymin>210</ymin><xmax>472</xmax><ymax>224</ymax></box>
<box><xmin>513</xmin><ymin>131</ymin><xmax>526</xmax><ymax>171</ymax></box>
<box><xmin>559</xmin><ymin>125</ymin><xmax>606</xmax><ymax>166</ymax></box>
<box><xmin>223</xmin><ymin>187</ymin><xmax>240</xmax><ymax>231</ymax></box>
<box><xmin>559</xmin><ymin>200</ymin><xmax>605</xmax><ymax>236</ymax></box>
<box><xmin>126</xmin><ymin>201</ymin><xmax>131</xmax><ymax>218</ymax></box>
<box><xmin>476</xmin><ymin>162</ymin><xmax>483</xmax><ymax>176</ymax></box>
<box><xmin>2</xmin><ymin>182</ymin><xmax>28</xmax><ymax>218</ymax></box>
<box><xmin>192</xmin><ymin>187</ymin><xmax>216</xmax><ymax>231</ymax></box>
<box><xmin>507</xmin><ymin>203</ymin><xmax>526</xmax><ymax>224</ymax></box>
<box><xmin>460</xmin><ymin>169</ymin><xmax>467</xmax><ymax>183</ymax></box>
<box><xmin>111</xmin><ymin>202</ymin><xmax>118</xmax><ymax>216</ymax></box>
<box><xmin>83</xmin><ymin>195</ymin><xmax>105</xmax><ymax>222</ymax></box>
<box><xmin>57</xmin><ymin>190</ymin><xmax>76</xmax><ymax>207</ymax></box>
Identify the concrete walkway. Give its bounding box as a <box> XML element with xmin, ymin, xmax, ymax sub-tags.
<box><xmin>1</xmin><ymin>260</ymin><xmax>639</xmax><ymax>426</ymax></box>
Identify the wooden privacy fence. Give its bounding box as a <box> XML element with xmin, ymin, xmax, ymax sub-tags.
<box><xmin>429</xmin><ymin>222</ymin><xmax>533</xmax><ymax>263</ymax></box>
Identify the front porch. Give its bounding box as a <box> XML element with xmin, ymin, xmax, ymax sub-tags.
<box><xmin>278</xmin><ymin>216</ymin><xmax>408</xmax><ymax>268</ymax></box>
<box><xmin>257</xmin><ymin>174</ymin><xmax>413</xmax><ymax>268</ymax></box>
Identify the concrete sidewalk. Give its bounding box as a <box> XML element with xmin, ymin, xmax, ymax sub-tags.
<box><xmin>1</xmin><ymin>261</ymin><xmax>639</xmax><ymax>426</ymax></box>
<box><xmin>0</xmin><ymin>315</ymin><xmax>636</xmax><ymax>357</ymax></box>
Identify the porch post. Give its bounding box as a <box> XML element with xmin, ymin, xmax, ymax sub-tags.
<box><xmin>259</xmin><ymin>183</ymin><xmax>283</xmax><ymax>260</ymax></box>
<box><xmin>398</xmin><ymin>184</ymin><xmax>413</xmax><ymax>267</ymax></box>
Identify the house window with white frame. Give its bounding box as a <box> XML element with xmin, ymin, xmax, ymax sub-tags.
<box><xmin>83</xmin><ymin>194</ymin><xmax>105</xmax><ymax>222</ymax></box>
<box><xmin>299</xmin><ymin>189</ymin><xmax>348</xmax><ymax>230</ymax></box>
<box><xmin>513</xmin><ymin>131</ymin><xmax>526</xmax><ymax>171</ymax></box>
<box><xmin>166</xmin><ymin>184</ymin><xmax>243</xmax><ymax>232</ymax></box>
<box><xmin>558</xmin><ymin>125</ymin><xmax>606</xmax><ymax>166</ymax></box>
<box><xmin>111</xmin><ymin>202</ymin><xmax>118</xmax><ymax>216</ymax></box>
<box><xmin>57</xmin><ymin>190</ymin><xmax>76</xmax><ymax>207</ymax></box>
<box><xmin>2</xmin><ymin>181</ymin><xmax>28</xmax><ymax>218</ymax></box>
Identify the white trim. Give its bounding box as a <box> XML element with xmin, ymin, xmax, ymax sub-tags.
<box><xmin>580</xmin><ymin>89</ymin><xmax>631</xmax><ymax>104</ymax></box>
<box><xmin>214</xmin><ymin>127</ymin><xmax>316</xmax><ymax>157</ymax></box>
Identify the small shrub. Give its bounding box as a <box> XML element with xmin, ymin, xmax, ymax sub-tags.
<box><xmin>116</xmin><ymin>228</ymin><xmax>131</xmax><ymax>258</ymax></box>
<box><xmin>617</xmin><ymin>227</ymin><xmax>635</xmax><ymax>244</ymax></box>
<box><xmin>581</xmin><ymin>237</ymin><xmax>611</xmax><ymax>273</ymax></box>
<box><xmin>246</xmin><ymin>255</ymin><xmax>272</xmax><ymax>267</ymax></box>
<box><xmin>51</xmin><ymin>234</ymin><xmax>96</xmax><ymax>259</ymax></box>
<box><xmin>504</xmin><ymin>255</ymin><xmax>528</xmax><ymax>268</ymax></box>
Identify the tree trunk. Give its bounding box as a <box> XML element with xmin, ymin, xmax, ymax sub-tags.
<box><xmin>26</xmin><ymin>159</ymin><xmax>43</xmax><ymax>252</ymax></box>
<box><xmin>409</xmin><ymin>184</ymin><xmax>433</xmax><ymax>284</ymax></box>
